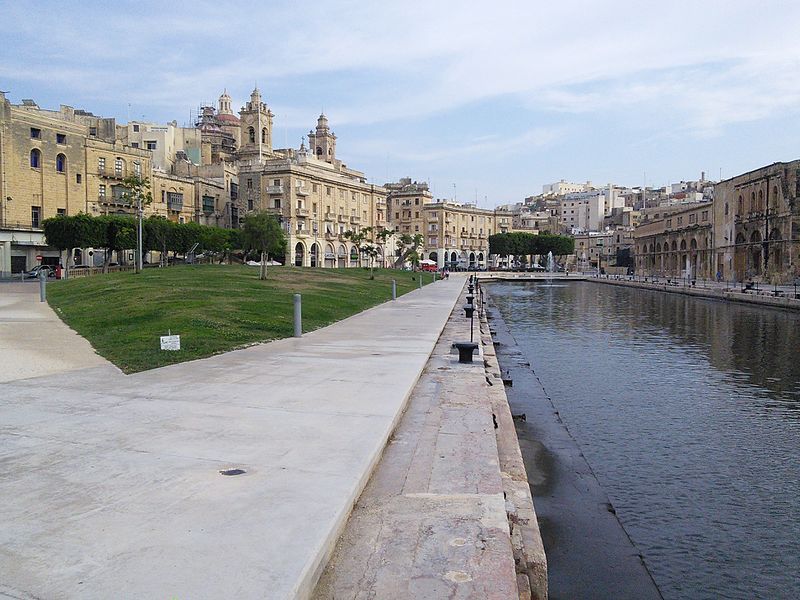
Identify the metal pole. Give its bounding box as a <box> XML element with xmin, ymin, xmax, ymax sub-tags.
<box><xmin>419</xmin><ymin>274</ymin><xmax>422</xmax><ymax>289</ymax></box>
<box><xmin>137</xmin><ymin>200</ymin><xmax>143</xmax><ymax>274</ymax></box>
<box><xmin>39</xmin><ymin>269</ymin><xmax>46</xmax><ymax>302</ymax></box>
<box><xmin>293</xmin><ymin>293</ymin><xmax>302</xmax><ymax>337</ymax></box>
<box><xmin>470</xmin><ymin>303</ymin><xmax>474</xmax><ymax>343</ymax></box>
<box><xmin>392</xmin><ymin>279</ymin><xmax>397</xmax><ymax>300</ymax></box>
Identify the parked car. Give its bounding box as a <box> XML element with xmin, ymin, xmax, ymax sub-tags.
<box><xmin>23</xmin><ymin>265</ymin><xmax>55</xmax><ymax>279</ymax></box>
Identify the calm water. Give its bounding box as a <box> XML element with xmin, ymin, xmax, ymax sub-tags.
<box><xmin>490</xmin><ymin>281</ymin><xmax>800</xmax><ymax>600</ymax></box>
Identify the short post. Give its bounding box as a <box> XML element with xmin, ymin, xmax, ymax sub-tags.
<box><xmin>293</xmin><ymin>293</ymin><xmax>302</xmax><ymax>337</ymax></box>
<box><xmin>39</xmin><ymin>269</ymin><xmax>46</xmax><ymax>302</ymax></box>
<box><xmin>419</xmin><ymin>274</ymin><xmax>423</xmax><ymax>289</ymax></box>
<box><xmin>392</xmin><ymin>279</ymin><xmax>397</xmax><ymax>300</ymax></box>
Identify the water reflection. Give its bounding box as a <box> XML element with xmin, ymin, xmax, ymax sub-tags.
<box><xmin>491</xmin><ymin>281</ymin><xmax>800</xmax><ymax>600</ymax></box>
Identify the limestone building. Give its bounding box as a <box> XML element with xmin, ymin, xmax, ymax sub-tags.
<box><xmin>235</xmin><ymin>88</ymin><xmax>390</xmax><ymax>267</ymax></box>
<box><xmin>633</xmin><ymin>203</ymin><xmax>714</xmax><ymax>278</ymax></box>
<box><xmin>0</xmin><ymin>93</ymin><xmax>151</xmax><ymax>273</ymax></box>
<box><xmin>712</xmin><ymin>161</ymin><xmax>800</xmax><ymax>283</ymax></box>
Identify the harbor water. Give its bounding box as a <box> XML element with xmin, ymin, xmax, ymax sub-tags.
<box><xmin>490</xmin><ymin>280</ymin><xmax>800</xmax><ymax>600</ymax></box>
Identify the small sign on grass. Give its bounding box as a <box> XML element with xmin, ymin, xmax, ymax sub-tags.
<box><xmin>160</xmin><ymin>334</ymin><xmax>181</xmax><ymax>351</ymax></box>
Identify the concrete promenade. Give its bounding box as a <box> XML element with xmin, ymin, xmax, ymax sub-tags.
<box><xmin>0</xmin><ymin>281</ymin><xmax>111</xmax><ymax>382</ymax></box>
<box><xmin>314</xmin><ymin>285</ymin><xmax>546</xmax><ymax>599</ymax></box>
<box><xmin>587</xmin><ymin>274</ymin><xmax>800</xmax><ymax>310</ymax></box>
<box><xmin>0</xmin><ymin>276</ymin><xmax>464</xmax><ymax>599</ymax></box>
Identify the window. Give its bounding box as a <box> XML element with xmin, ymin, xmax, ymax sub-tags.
<box><xmin>274</xmin><ymin>199</ymin><xmax>281</xmax><ymax>209</ymax></box>
<box><xmin>89</xmin><ymin>126</ymin><xmax>97</xmax><ymax>136</ymax></box>
<box><xmin>133</xmin><ymin>162</ymin><xmax>141</xmax><ymax>177</ymax></box>
<box><xmin>57</xmin><ymin>208</ymin><xmax>66</xmax><ymax>216</ymax></box>
<box><xmin>56</xmin><ymin>153</ymin><xmax>66</xmax><ymax>173</ymax></box>
<box><xmin>31</xmin><ymin>206</ymin><xmax>41</xmax><ymax>228</ymax></box>
<box><xmin>247</xmin><ymin>178</ymin><xmax>253</xmax><ymax>189</ymax></box>
<box><xmin>76</xmin><ymin>173</ymin><xmax>82</xmax><ymax>184</ymax></box>
<box><xmin>166</xmin><ymin>192</ymin><xmax>183</xmax><ymax>210</ymax></box>
<box><xmin>114</xmin><ymin>157</ymin><xmax>124</xmax><ymax>176</ymax></box>
<box><xmin>133</xmin><ymin>124</ymin><xmax>140</xmax><ymax>132</ymax></box>
<box><xmin>202</xmin><ymin>196</ymin><xmax>215</xmax><ymax>214</ymax></box>
<box><xmin>273</xmin><ymin>179</ymin><xmax>281</xmax><ymax>186</ymax></box>
<box><xmin>326</xmin><ymin>186</ymin><xmax>332</xmax><ymax>196</ymax></box>
<box><xmin>30</xmin><ymin>148</ymin><xmax>41</xmax><ymax>168</ymax></box>
<box><xmin>99</xmin><ymin>184</ymin><xmax>106</xmax><ymax>199</ymax></box>
<box><xmin>688</xmin><ymin>214</ymin><xmax>696</xmax><ymax>224</ymax></box>
<box><xmin>415</xmin><ymin>198</ymin><xmax>419</xmax><ymax>205</ymax></box>
<box><xmin>145</xmin><ymin>141</ymin><xmax>157</xmax><ymax>150</ymax></box>
<box><xmin>98</xmin><ymin>157</ymin><xmax>105</xmax><ymax>172</ymax></box>
<box><xmin>701</xmin><ymin>211</ymin><xmax>708</xmax><ymax>221</ymax></box>
<box><xmin>248</xmin><ymin>127</ymin><xmax>255</xmax><ymax>143</ymax></box>
<box><xmin>312</xmin><ymin>183</ymin><xmax>318</xmax><ymax>193</ymax></box>
<box><xmin>30</xmin><ymin>128</ymin><xmax>41</xmax><ymax>139</ymax></box>
<box><xmin>248</xmin><ymin>198</ymin><xmax>254</xmax><ymax>211</ymax></box>
<box><xmin>131</xmin><ymin>142</ymin><xmax>139</xmax><ymax>148</ymax></box>
<box><xmin>56</xmin><ymin>133</ymin><xmax>66</xmax><ymax>144</ymax></box>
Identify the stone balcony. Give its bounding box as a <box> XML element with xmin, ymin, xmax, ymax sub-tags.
<box><xmin>266</xmin><ymin>185</ymin><xmax>284</xmax><ymax>194</ymax></box>
<box><xmin>295</xmin><ymin>187</ymin><xmax>309</xmax><ymax>196</ymax></box>
<box><xmin>296</xmin><ymin>207</ymin><xmax>310</xmax><ymax>217</ymax></box>
<box><xmin>350</xmin><ymin>215</ymin><xmax>361</xmax><ymax>224</ymax></box>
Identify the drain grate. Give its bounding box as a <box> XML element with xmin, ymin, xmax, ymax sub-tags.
<box><xmin>219</xmin><ymin>468</ymin><xmax>246</xmax><ymax>476</ymax></box>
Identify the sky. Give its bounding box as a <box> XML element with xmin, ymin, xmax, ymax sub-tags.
<box><xmin>2</xmin><ymin>0</ymin><xmax>800</xmax><ymax>206</ymax></box>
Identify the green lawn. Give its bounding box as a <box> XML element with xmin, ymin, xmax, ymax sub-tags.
<box><xmin>47</xmin><ymin>264</ymin><xmax>434</xmax><ymax>373</ymax></box>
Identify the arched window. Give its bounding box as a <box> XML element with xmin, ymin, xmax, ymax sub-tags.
<box><xmin>248</xmin><ymin>127</ymin><xmax>255</xmax><ymax>143</ymax></box>
<box><xmin>316</xmin><ymin>146</ymin><xmax>322</xmax><ymax>156</ymax></box>
<box><xmin>724</xmin><ymin>202</ymin><xmax>729</xmax><ymax>216</ymax></box>
<box><xmin>261</xmin><ymin>128</ymin><xmax>267</xmax><ymax>144</ymax></box>
<box><xmin>758</xmin><ymin>190</ymin><xmax>763</xmax><ymax>211</ymax></box>
<box><xmin>30</xmin><ymin>148</ymin><xmax>41</xmax><ymax>168</ymax></box>
<box><xmin>56</xmin><ymin>153</ymin><xmax>66</xmax><ymax>173</ymax></box>
<box><xmin>737</xmin><ymin>195</ymin><xmax>743</xmax><ymax>214</ymax></box>
<box><xmin>750</xmin><ymin>192</ymin><xmax>755</xmax><ymax>212</ymax></box>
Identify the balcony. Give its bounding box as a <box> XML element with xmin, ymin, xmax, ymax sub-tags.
<box><xmin>324</xmin><ymin>212</ymin><xmax>335</xmax><ymax>221</ymax></box>
<box><xmin>266</xmin><ymin>185</ymin><xmax>284</xmax><ymax>194</ymax></box>
<box><xmin>478</xmin><ymin>233</ymin><xmax>486</xmax><ymax>239</ymax></box>
<box><xmin>295</xmin><ymin>186</ymin><xmax>309</xmax><ymax>196</ymax></box>
<box><xmin>350</xmin><ymin>215</ymin><xmax>361</xmax><ymax>224</ymax></box>
<box><xmin>296</xmin><ymin>207</ymin><xmax>310</xmax><ymax>217</ymax></box>
<box><xmin>295</xmin><ymin>229</ymin><xmax>310</xmax><ymax>238</ymax></box>
<box><xmin>325</xmin><ymin>231</ymin><xmax>338</xmax><ymax>241</ymax></box>
<box><xmin>337</xmin><ymin>214</ymin><xmax>348</xmax><ymax>223</ymax></box>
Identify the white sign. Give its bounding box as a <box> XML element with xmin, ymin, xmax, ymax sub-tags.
<box><xmin>160</xmin><ymin>335</ymin><xmax>181</xmax><ymax>351</ymax></box>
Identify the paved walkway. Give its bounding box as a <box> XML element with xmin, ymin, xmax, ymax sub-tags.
<box><xmin>314</xmin><ymin>287</ymin><xmax>521</xmax><ymax>599</ymax></box>
<box><xmin>0</xmin><ymin>282</ymin><xmax>110</xmax><ymax>382</ymax></box>
<box><xmin>0</xmin><ymin>276</ymin><xmax>465</xmax><ymax>600</ymax></box>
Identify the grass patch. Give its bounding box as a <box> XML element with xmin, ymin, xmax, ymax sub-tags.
<box><xmin>47</xmin><ymin>264</ymin><xmax>435</xmax><ymax>373</ymax></box>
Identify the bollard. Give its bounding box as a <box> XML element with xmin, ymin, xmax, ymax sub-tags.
<box><xmin>39</xmin><ymin>269</ymin><xmax>46</xmax><ymax>302</ymax></box>
<box><xmin>293</xmin><ymin>293</ymin><xmax>302</xmax><ymax>337</ymax></box>
<box><xmin>392</xmin><ymin>279</ymin><xmax>397</xmax><ymax>300</ymax></box>
<box><xmin>419</xmin><ymin>274</ymin><xmax>423</xmax><ymax>289</ymax></box>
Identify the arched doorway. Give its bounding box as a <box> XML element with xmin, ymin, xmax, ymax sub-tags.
<box><xmin>477</xmin><ymin>252</ymin><xmax>484</xmax><ymax>265</ymax></box>
<box><xmin>294</xmin><ymin>242</ymin><xmax>305</xmax><ymax>267</ymax></box>
<box><xmin>429</xmin><ymin>251</ymin><xmax>438</xmax><ymax>262</ymax></box>
<box><xmin>310</xmin><ymin>243</ymin><xmax>319</xmax><ymax>267</ymax></box>
<box><xmin>469</xmin><ymin>252</ymin><xmax>476</xmax><ymax>268</ymax></box>
<box><xmin>734</xmin><ymin>232</ymin><xmax>746</xmax><ymax>281</ymax></box>
<box><xmin>349</xmin><ymin>246</ymin><xmax>359</xmax><ymax>267</ymax></box>
<box><xmin>325</xmin><ymin>243</ymin><xmax>335</xmax><ymax>268</ymax></box>
<box><xmin>449</xmin><ymin>251</ymin><xmax>457</xmax><ymax>268</ymax></box>
<box><xmin>749</xmin><ymin>230</ymin><xmax>762</xmax><ymax>277</ymax></box>
<box><xmin>769</xmin><ymin>229</ymin><xmax>783</xmax><ymax>274</ymax></box>
<box><xmin>670</xmin><ymin>241</ymin><xmax>678</xmax><ymax>275</ymax></box>
<box><xmin>337</xmin><ymin>244</ymin><xmax>346</xmax><ymax>268</ymax></box>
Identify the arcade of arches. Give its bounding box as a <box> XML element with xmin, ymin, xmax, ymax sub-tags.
<box><xmin>291</xmin><ymin>240</ymin><xmax>384</xmax><ymax>269</ymax></box>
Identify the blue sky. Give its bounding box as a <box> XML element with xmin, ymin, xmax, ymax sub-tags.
<box><xmin>2</xmin><ymin>0</ymin><xmax>799</xmax><ymax>206</ymax></box>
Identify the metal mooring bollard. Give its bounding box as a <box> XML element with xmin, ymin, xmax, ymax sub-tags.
<box><xmin>39</xmin><ymin>270</ymin><xmax>46</xmax><ymax>302</ymax></box>
<box><xmin>293</xmin><ymin>293</ymin><xmax>302</xmax><ymax>337</ymax></box>
<box><xmin>392</xmin><ymin>279</ymin><xmax>397</xmax><ymax>300</ymax></box>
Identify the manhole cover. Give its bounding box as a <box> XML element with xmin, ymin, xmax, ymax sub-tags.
<box><xmin>220</xmin><ymin>468</ymin><xmax>246</xmax><ymax>476</ymax></box>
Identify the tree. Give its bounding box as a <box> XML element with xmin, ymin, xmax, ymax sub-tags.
<box><xmin>143</xmin><ymin>216</ymin><xmax>174</xmax><ymax>267</ymax></box>
<box><xmin>394</xmin><ymin>232</ymin><xmax>424</xmax><ymax>269</ymax></box>
<box><xmin>120</xmin><ymin>175</ymin><xmax>153</xmax><ymax>273</ymax></box>
<box><xmin>42</xmin><ymin>213</ymin><xmax>96</xmax><ymax>276</ymax></box>
<box><xmin>92</xmin><ymin>215</ymin><xmax>136</xmax><ymax>273</ymax></box>
<box><xmin>374</xmin><ymin>228</ymin><xmax>393</xmax><ymax>269</ymax></box>
<box><xmin>241</xmin><ymin>212</ymin><xmax>286</xmax><ymax>279</ymax></box>
<box><xmin>345</xmin><ymin>226</ymin><xmax>381</xmax><ymax>278</ymax></box>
